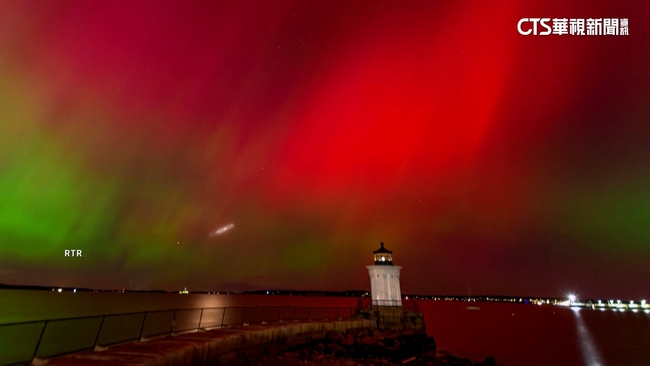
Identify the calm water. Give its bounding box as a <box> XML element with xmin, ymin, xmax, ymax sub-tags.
<box><xmin>419</xmin><ymin>301</ymin><xmax>650</xmax><ymax>366</ymax></box>
<box><xmin>1</xmin><ymin>290</ymin><xmax>649</xmax><ymax>365</ymax></box>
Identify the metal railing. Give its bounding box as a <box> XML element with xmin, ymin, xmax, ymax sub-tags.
<box><xmin>371</xmin><ymin>299</ymin><xmax>403</xmax><ymax>307</ymax></box>
<box><xmin>0</xmin><ymin>306</ymin><xmax>355</xmax><ymax>366</ymax></box>
<box><xmin>357</xmin><ymin>298</ymin><xmax>419</xmax><ymax>310</ymax></box>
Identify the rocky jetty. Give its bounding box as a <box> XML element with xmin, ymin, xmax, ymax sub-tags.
<box><xmin>250</xmin><ymin>329</ymin><xmax>497</xmax><ymax>366</ymax></box>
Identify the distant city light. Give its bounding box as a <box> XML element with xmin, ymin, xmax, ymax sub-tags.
<box><xmin>568</xmin><ymin>294</ymin><xmax>576</xmax><ymax>302</ymax></box>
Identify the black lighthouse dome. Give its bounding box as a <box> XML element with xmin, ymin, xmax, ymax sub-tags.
<box><xmin>373</xmin><ymin>242</ymin><xmax>393</xmax><ymax>265</ymax></box>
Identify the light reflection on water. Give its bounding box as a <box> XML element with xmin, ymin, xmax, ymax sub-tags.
<box><xmin>571</xmin><ymin>307</ymin><xmax>604</xmax><ymax>366</ymax></box>
<box><xmin>0</xmin><ymin>290</ymin><xmax>357</xmax><ymax>324</ymax></box>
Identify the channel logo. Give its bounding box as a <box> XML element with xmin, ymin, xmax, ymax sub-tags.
<box><xmin>517</xmin><ymin>18</ymin><xmax>629</xmax><ymax>36</ymax></box>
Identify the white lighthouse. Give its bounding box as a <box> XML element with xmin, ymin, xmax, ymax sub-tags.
<box><xmin>366</xmin><ymin>242</ymin><xmax>402</xmax><ymax>307</ymax></box>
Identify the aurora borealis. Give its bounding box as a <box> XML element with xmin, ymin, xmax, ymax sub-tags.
<box><xmin>0</xmin><ymin>1</ymin><xmax>648</xmax><ymax>298</ymax></box>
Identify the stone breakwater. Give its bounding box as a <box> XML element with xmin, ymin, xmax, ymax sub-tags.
<box><xmin>45</xmin><ymin>319</ymin><xmax>376</xmax><ymax>366</ymax></box>
<box><xmin>249</xmin><ymin>329</ymin><xmax>498</xmax><ymax>366</ymax></box>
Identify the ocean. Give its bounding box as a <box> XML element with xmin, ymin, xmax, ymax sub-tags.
<box><xmin>1</xmin><ymin>290</ymin><xmax>649</xmax><ymax>365</ymax></box>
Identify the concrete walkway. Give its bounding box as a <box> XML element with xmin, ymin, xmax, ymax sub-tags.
<box><xmin>43</xmin><ymin>319</ymin><xmax>376</xmax><ymax>366</ymax></box>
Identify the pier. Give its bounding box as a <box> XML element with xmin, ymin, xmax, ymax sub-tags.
<box><xmin>43</xmin><ymin>319</ymin><xmax>376</xmax><ymax>365</ymax></box>
<box><xmin>0</xmin><ymin>306</ymin><xmax>359</xmax><ymax>365</ymax></box>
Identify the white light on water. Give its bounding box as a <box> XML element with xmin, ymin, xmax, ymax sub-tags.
<box><xmin>572</xmin><ymin>307</ymin><xmax>605</xmax><ymax>366</ymax></box>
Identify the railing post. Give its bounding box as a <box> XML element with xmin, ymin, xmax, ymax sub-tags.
<box><xmin>138</xmin><ymin>313</ymin><xmax>148</xmax><ymax>341</ymax></box>
<box><xmin>197</xmin><ymin>308</ymin><xmax>204</xmax><ymax>331</ymax></box>
<box><xmin>170</xmin><ymin>310</ymin><xmax>176</xmax><ymax>336</ymax></box>
<box><xmin>93</xmin><ymin>316</ymin><xmax>106</xmax><ymax>347</ymax></box>
<box><xmin>221</xmin><ymin>308</ymin><xmax>226</xmax><ymax>329</ymax></box>
<box><xmin>32</xmin><ymin>320</ymin><xmax>48</xmax><ymax>360</ymax></box>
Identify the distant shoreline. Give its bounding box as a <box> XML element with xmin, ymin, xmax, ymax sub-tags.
<box><xmin>2</xmin><ymin>284</ymin><xmax>646</xmax><ymax>311</ymax></box>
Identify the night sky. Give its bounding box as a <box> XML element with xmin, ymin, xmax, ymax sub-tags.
<box><xmin>1</xmin><ymin>1</ymin><xmax>648</xmax><ymax>299</ymax></box>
